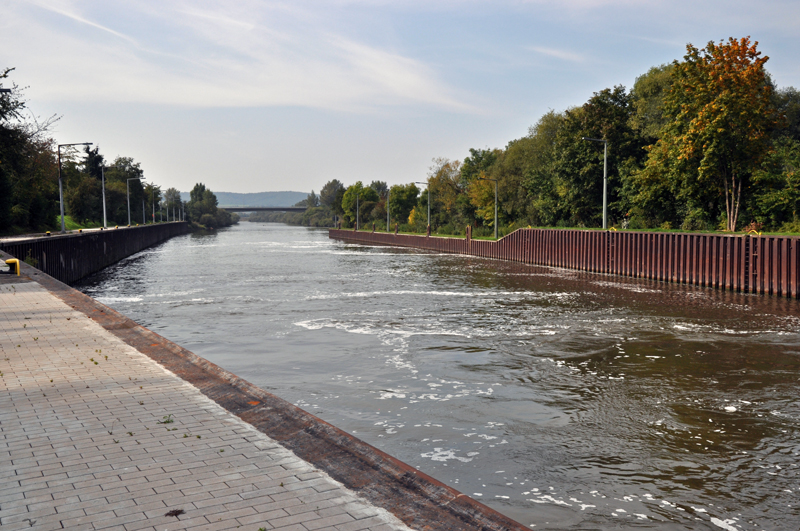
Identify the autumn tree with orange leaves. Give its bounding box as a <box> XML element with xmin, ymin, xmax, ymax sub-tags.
<box><xmin>640</xmin><ymin>37</ymin><xmax>777</xmax><ymax>231</ymax></box>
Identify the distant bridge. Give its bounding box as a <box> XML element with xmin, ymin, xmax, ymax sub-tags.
<box><xmin>220</xmin><ymin>206</ymin><xmax>307</xmax><ymax>212</ymax></box>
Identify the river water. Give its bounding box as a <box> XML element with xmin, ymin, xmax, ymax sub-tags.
<box><xmin>76</xmin><ymin>222</ymin><xmax>800</xmax><ymax>530</ymax></box>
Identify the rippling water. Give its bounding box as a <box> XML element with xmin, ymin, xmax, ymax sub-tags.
<box><xmin>77</xmin><ymin>222</ymin><xmax>800</xmax><ymax>530</ymax></box>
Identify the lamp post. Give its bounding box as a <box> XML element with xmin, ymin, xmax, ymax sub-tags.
<box><xmin>356</xmin><ymin>193</ymin><xmax>359</xmax><ymax>231</ymax></box>
<box><xmin>414</xmin><ymin>182</ymin><xmax>430</xmax><ymax>233</ymax></box>
<box><xmin>127</xmin><ymin>177</ymin><xmax>145</xmax><ymax>226</ymax></box>
<box><xmin>581</xmin><ymin>137</ymin><xmax>608</xmax><ymax>230</ymax></box>
<box><xmin>57</xmin><ymin>142</ymin><xmax>93</xmax><ymax>233</ymax></box>
<box><xmin>100</xmin><ymin>165</ymin><xmax>108</xmax><ymax>229</ymax></box>
<box><xmin>476</xmin><ymin>177</ymin><xmax>498</xmax><ymax>240</ymax></box>
<box><xmin>386</xmin><ymin>189</ymin><xmax>390</xmax><ymax>233</ymax></box>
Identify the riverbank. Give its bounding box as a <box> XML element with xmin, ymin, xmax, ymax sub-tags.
<box><xmin>0</xmin><ymin>250</ymin><xmax>528</xmax><ymax>531</ymax></box>
<box><xmin>330</xmin><ymin>227</ymin><xmax>800</xmax><ymax>298</ymax></box>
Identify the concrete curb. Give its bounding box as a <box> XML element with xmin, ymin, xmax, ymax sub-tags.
<box><xmin>1</xmin><ymin>249</ymin><xmax>530</xmax><ymax>531</ymax></box>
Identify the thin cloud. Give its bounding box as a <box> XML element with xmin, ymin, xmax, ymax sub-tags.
<box><xmin>26</xmin><ymin>0</ymin><xmax>137</xmax><ymax>44</ymax></box>
<box><xmin>7</xmin><ymin>1</ymin><xmax>476</xmax><ymax>112</ymax></box>
<box><xmin>527</xmin><ymin>46</ymin><xmax>585</xmax><ymax>63</ymax></box>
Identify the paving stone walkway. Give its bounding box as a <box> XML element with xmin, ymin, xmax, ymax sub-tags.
<box><xmin>0</xmin><ymin>279</ymin><xmax>414</xmax><ymax>531</ymax></box>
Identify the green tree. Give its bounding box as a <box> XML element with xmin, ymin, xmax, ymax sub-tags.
<box><xmin>523</xmin><ymin>111</ymin><xmax>566</xmax><ymax>226</ymax></box>
<box><xmin>187</xmin><ymin>183</ymin><xmax>216</xmax><ymax>222</ymax></box>
<box><xmin>387</xmin><ymin>183</ymin><xmax>419</xmax><ymax>225</ymax></box>
<box><xmin>551</xmin><ymin>86</ymin><xmax>648</xmax><ymax>227</ymax></box>
<box><xmin>643</xmin><ymin>37</ymin><xmax>778</xmax><ymax>231</ymax></box>
<box><xmin>773</xmin><ymin>87</ymin><xmax>800</xmax><ymax>142</ymax></box>
<box><xmin>0</xmin><ymin>67</ymin><xmax>60</xmax><ymax>233</ymax></box>
<box><xmin>341</xmin><ymin>182</ymin><xmax>379</xmax><ymax>225</ymax></box>
<box><xmin>104</xmin><ymin>157</ymin><xmax>145</xmax><ymax>225</ymax></box>
<box><xmin>751</xmin><ymin>137</ymin><xmax>800</xmax><ymax>228</ymax></box>
<box><xmin>320</xmin><ymin>179</ymin><xmax>345</xmax><ymax>209</ymax></box>
<box><xmin>369</xmin><ymin>180</ymin><xmax>388</xmax><ymax>198</ymax></box>
<box><xmin>460</xmin><ymin>148</ymin><xmax>498</xmax><ymax>186</ymax></box>
<box><xmin>629</xmin><ymin>64</ymin><xmax>675</xmax><ymax>141</ymax></box>
<box><xmin>427</xmin><ymin>158</ymin><xmax>463</xmax><ymax>229</ymax></box>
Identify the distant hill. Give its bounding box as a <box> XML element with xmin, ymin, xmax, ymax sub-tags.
<box><xmin>179</xmin><ymin>191</ymin><xmax>308</xmax><ymax>207</ymax></box>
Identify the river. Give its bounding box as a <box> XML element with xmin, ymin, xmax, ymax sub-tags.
<box><xmin>76</xmin><ymin>222</ymin><xmax>800</xmax><ymax>530</ymax></box>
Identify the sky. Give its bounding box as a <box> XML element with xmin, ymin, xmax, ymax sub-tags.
<box><xmin>3</xmin><ymin>0</ymin><xmax>800</xmax><ymax>194</ymax></box>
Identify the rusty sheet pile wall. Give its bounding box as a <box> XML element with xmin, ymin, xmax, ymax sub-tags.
<box><xmin>1</xmin><ymin>223</ymin><xmax>190</xmax><ymax>285</ymax></box>
<box><xmin>330</xmin><ymin>228</ymin><xmax>800</xmax><ymax>298</ymax></box>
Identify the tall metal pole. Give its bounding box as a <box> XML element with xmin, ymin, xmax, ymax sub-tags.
<box><xmin>356</xmin><ymin>193</ymin><xmax>359</xmax><ymax>231</ymax></box>
<box><xmin>126</xmin><ymin>179</ymin><xmax>131</xmax><ymax>226</ymax></box>
<box><xmin>386</xmin><ymin>190</ymin><xmax>390</xmax><ymax>232</ymax></box>
<box><xmin>581</xmin><ymin>137</ymin><xmax>608</xmax><ymax>230</ymax></box>
<box><xmin>58</xmin><ymin>149</ymin><xmax>65</xmax><ymax>233</ymax></box>
<box><xmin>142</xmin><ymin>199</ymin><xmax>145</xmax><ymax>225</ymax></box>
<box><xmin>152</xmin><ymin>189</ymin><xmax>155</xmax><ymax>223</ymax></box>
<box><xmin>603</xmin><ymin>141</ymin><xmax>608</xmax><ymax>230</ymax></box>
<box><xmin>101</xmin><ymin>166</ymin><xmax>107</xmax><ymax>229</ymax></box>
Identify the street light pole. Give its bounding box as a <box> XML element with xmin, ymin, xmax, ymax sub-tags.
<box><xmin>57</xmin><ymin>142</ymin><xmax>93</xmax><ymax>233</ymax></box>
<box><xmin>386</xmin><ymin>189</ymin><xmax>390</xmax><ymax>232</ymax></box>
<box><xmin>100</xmin><ymin>165</ymin><xmax>107</xmax><ymax>229</ymax></box>
<box><xmin>356</xmin><ymin>193</ymin><xmax>359</xmax><ymax>231</ymax></box>
<box><xmin>581</xmin><ymin>137</ymin><xmax>608</xmax><ymax>230</ymax></box>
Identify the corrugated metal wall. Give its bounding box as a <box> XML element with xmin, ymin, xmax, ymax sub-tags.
<box><xmin>330</xmin><ymin>228</ymin><xmax>800</xmax><ymax>298</ymax></box>
<box><xmin>1</xmin><ymin>223</ymin><xmax>190</xmax><ymax>285</ymax></box>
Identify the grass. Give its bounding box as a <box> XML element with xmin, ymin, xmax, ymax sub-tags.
<box><xmin>63</xmin><ymin>216</ymin><xmax>103</xmax><ymax>231</ymax></box>
<box><xmin>344</xmin><ymin>225</ymin><xmax>800</xmax><ymax>240</ymax></box>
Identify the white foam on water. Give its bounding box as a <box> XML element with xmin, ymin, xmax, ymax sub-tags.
<box><xmin>420</xmin><ymin>448</ymin><xmax>474</xmax><ymax>462</ymax></box>
<box><xmin>710</xmin><ymin>517</ymin><xmax>739</xmax><ymax>531</ymax></box>
<box><xmin>527</xmin><ymin>495</ymin><xmax>572</xmax><ymax>506</ymax></box>
<box><xmin>95</xmin><ymin>296</ymin><xmax>143</xmax><ymax>303</ymax></box>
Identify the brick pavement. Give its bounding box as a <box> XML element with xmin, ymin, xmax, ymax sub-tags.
<box><xmin>0</xmin><ymin>279</ymin><xmax>414</xmax><ymax>531</ymax></box>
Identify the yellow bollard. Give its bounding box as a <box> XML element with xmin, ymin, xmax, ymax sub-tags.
<box><xmin>5</xmin><ymin>259</ymin><xmax>20</xmax><ymax>276</ymax></box>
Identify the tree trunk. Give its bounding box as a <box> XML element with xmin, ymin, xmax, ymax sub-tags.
<box><xmin>724</xmin><ymin>175</ymin><xmax>732</xmax><ymax>231</ymax></box>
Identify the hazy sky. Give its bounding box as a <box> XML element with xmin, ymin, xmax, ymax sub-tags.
<box><xmin>3</xmin><ymin>1</ymin><xmax>799</xmax><ymax>194</ymax></box>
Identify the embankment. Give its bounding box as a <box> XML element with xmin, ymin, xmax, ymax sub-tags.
<box><xmin>0</xmin><ymin>222</ymin><xmax>190</xmax><ymax>285</ymax></box>
<box><xmin>330</xmin><ymin>228</ymin><xmax>800</xmax><ymax>298</ymax></box>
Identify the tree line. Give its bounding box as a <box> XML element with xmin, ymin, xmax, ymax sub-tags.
<box><xmin>252</xmin><ymin>37</ymin><xmax>800</xmax><ymax>236</ymax></box>
<box><xmin>0</xmin><ymin>68</ymin><xmax>237</xmax><ymax>234</ymax></box>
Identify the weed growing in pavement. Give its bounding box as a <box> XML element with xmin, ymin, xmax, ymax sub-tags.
<box><xmin>158</xmin><ymin>414</ymin><xmax>174</xmax><ymax>424</ymax></box>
